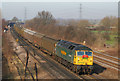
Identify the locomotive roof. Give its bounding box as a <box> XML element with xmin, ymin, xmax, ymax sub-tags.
<box><xmin>57</xmin><ymin>40</ymin><xmax>92</xmax><ymax>51</ymax></box>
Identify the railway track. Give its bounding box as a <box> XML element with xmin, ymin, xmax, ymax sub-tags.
<box><xmin>3</xmin><ymin>33</ymin><xmax>35</xmax><ymax>80</ymax></box>
<box><xmin>93</xmin><ymin>51</ymin><xmax>119</xmax><ymax>71</ymax></box>
<box><xmin>10</xmin><ymin>52</ymin><xmax>35</xmax><ymax>80</ymax></box>
<box><xmin>10</xmin><ymin>27</ymin><xmax>106</xmax><ymax>80</ymax></box>
<box><xmin>94</xmin><ymin>51</ymin><xmax>120</xmax><ymax>60</ymax></box>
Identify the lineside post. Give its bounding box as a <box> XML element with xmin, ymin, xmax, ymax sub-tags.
<box><xmin>24</xmin><ymin>49</ymin><xmax>29</xmax><ymax>80</ymax></box>
<box><xmin>35</xmin><ymin>63</ymin><xmax>38</xmax><ymax>81</ymax></box>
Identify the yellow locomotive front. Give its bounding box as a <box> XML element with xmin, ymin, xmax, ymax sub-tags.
<box><xmin>73</xmin><ymin>46</ymin><xmax>93</xmax><ymax>74</ymax></box>
<box><xmin>74</xmin><ymin>50</ymin><xmax>93</xmax><ymax>65</ymax></box>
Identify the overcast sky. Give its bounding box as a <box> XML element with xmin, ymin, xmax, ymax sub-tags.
<box><xmin>2</xmin><ymin>2</ymin><xmax>118</xmax><ymax>20</ymax></box>
<box><xmin>1</xmin><ymin>0</ymin><xmax>119</xmax><ymax>2</ymax></box>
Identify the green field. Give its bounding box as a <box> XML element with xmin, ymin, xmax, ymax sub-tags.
<box><xmin>91</xmin><ymin>30</ymin><xmax>112</xmax><ymax>33</ymax></box>
<box><xmin>91</xmin><ymin>30</ymin><xmax>118</xmax><ymax>46</ymax></box>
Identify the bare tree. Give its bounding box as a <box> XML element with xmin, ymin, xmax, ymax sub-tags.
<box><xmin>100</xmin><ymin>16</ymin><xmax>110</xmax><ymax>28</ymax></box>
<box><xmin>100</xmin><ymin>16</ymin><xmax>118</xmax><ymax>28</ymax></box>
<box><xmin>12</xmin><ymin>17</ymin><xmax>19</xmax><ymax>22</ymax></box>
<box><xmin>36</xmin><ymin>11</ymin><xmax>56</xmax><ymax>25</ymax></box>
<box><xmin>77</xmin><ymin>20</ymin><xmax>91</xmax><ymax>28</ymax></box>
<box><xmin>64</xmin><ymin>26</ymin><xmax>76</xmax><ymax>40</ymax></box>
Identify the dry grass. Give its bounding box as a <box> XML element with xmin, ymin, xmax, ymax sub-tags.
<box><xmin>2</xmin><ymin>32</ymin><xmax>14</xmax><ymax>79</ymax></box>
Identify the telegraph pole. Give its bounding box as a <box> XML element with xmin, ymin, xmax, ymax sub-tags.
<box><xmin>80</xmin><ymin>4</ymin><xmax>82</xmax><ymax>20</ymax></box>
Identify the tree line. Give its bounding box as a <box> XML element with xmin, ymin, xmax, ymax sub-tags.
<box><xmin>11</xmin><ymin>11</ymin><xmax>118</xmax><ymax>48</ymax></box>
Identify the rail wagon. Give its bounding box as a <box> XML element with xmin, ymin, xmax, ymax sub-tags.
<box><xmin>14</xmin><ymin>24</ymin><xmax>24</xmax><ymax>36</ymax></box>
<box><xmin>23</xmin><ymin>28</ymin><xmax>36</xmax><ymax>43</ymax></box>
<box><xmin>33</xmin><ymin>33</ymin><xmax>45</xmax><ymax>48</ymax></box>
<box><xmin>23</xmin><ymin>28</ymin><xmax>59</xmax><ymax>55</ymax></box>
<box><xmin>40</xmin><ymin>36</ymin><xmax>59</xmax><ymax>55</ymax></box>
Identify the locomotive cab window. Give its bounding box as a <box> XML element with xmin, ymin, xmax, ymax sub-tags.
<box><xmin>77</xmin><ymin>51</ymin><xmax>84</xmax><ymax>56</ymax></box>
<box><xmin>57</xmin><ymin>43</ymin><xmax>61</xmax><ymax>46</ymax></box>
<box><xmin>68</xmin><ymin>45</ymin><xmax>75</xmax><ymax>50</ymax></box>
<box><xmin>85</xmin><ymin>52</ymin><xmax>92</xmax><ymax>56</ymax></box>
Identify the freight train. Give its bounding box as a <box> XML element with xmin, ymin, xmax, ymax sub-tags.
<box><xmin>13</xmin><ymin>23</ymin><xmax>93</xmax><ymax>74</ymax></box>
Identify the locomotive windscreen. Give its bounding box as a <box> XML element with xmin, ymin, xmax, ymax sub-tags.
<box><xmin>85</xmin><ymin>52</ymin><xmax>92</xmax><ymax>56</ymax></box>
<box><xmin>77</xmin><ymin>51</ymin><xmax>84</xmax><ymax>56</ymax></box>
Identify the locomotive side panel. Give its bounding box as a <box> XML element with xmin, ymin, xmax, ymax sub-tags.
<box><xmin>55</xmin><ymin>45</ymin><xmax>74</xmax><ymax>63</ymax></box>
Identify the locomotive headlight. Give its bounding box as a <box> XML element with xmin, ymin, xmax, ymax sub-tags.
<box><xmin>78</xmin><ymin>58</ymin><xmax>80</xmax><ymax>61</ymax></box>
<box><xmin>90</xmin><ymin>58</ymin><xmax>92</xmax><ymax>60</ymax></box>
